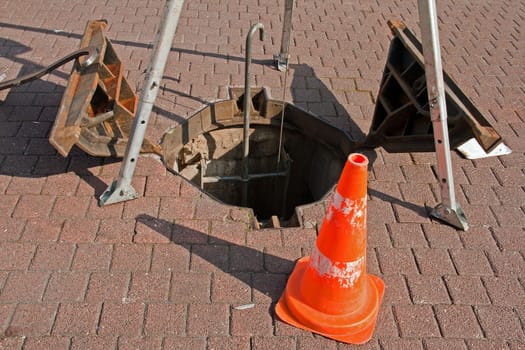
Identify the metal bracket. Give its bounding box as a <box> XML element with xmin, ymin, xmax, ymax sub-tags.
<box><xmin>430</xmin><ymin>203</ymin><xmax>468</xmax><ymax>231</ymax></box>
<box><xmin>274</xmin><ymin>0</ymin><xmax>294</xmax><ymax>71</ymax></box>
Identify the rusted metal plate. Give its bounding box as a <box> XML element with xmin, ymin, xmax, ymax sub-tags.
<box><xmin>361</xmin><ymin>20</ymin><xmax>504</xmax><ymax>154</ymax></box>
<box><xmin>49</xmin><ymin>20</ymin><xmax>161</xmax><ymax>157</ymax></box>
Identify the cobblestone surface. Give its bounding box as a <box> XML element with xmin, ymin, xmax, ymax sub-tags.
<box><xmin>0</xmin><ymin>0</ymin><xmax>524</xmax><ymax>349</ymax></box>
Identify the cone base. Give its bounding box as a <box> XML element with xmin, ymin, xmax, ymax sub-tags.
<box><xmin>275</xmin><ymin>257</ymin><xmax>385</xmax><ymax>345</ymax></box>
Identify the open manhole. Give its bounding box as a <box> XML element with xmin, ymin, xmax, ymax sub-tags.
<box><xmin>162</xmin><ymin>88</ymin><xmax>357</xmax><ymax>228</ymax></box>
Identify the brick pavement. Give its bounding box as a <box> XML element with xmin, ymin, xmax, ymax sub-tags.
<box><xmin>0</xmin><ymin>0</ymin><xmax>524</xmax><ymax>349</ymax></box>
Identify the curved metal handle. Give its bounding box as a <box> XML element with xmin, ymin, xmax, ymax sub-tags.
<box><xmin>242</xmin><ymin>23</ymin><xmax>265</xmax><ymax>206</ymax></box>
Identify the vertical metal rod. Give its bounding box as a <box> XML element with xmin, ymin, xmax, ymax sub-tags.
<box><xmin>99</xmin><ymin>0</ymin><xmax>185</xmax><ymax>206</ymax></box>
<box><xmin>274</xmin><ymin>0</ymin><xmax>294</xmax><ymax>71</ymax></box>
<box><xmin>418</xmin><ymin>0</ymin><xmax>468</xmax><ymax>230</ymax></box>
<box><xmin>242</xmin><ymin>23</ymin><xmax>265</xmax><ymax>207</ymax></box>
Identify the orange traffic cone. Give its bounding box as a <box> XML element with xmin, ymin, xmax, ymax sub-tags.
<box><xmin>275</xmin><ymin>153</ymin><xmax>384</xmax><ymax>344</ymax></box>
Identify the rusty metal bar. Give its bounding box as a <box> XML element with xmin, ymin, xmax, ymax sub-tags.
<box><xmin>0</xmin><ymin>47</ymin><xmax>98</xmax><ymax>91</ymax></box>
<box><xmin>100</xmin><ymin>0</ymin><xmax>185</xmax><ymax>206</ymax></box>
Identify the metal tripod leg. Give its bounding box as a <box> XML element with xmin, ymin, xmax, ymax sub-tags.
<box><xmin>417</xmin><ymin>0</ymin><xmax>468</xmax><ymax>230</ymax></box>
<box><xmin>274</xmin><ymin>0</ymin><xmax>294</xmax><ymax>71</ymax></box>
<box><xmin>99</xmin><ymin>0</ymin><xmax>185</xmax><ymax>206</ymax></box>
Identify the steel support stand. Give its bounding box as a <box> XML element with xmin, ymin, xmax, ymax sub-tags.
<box><xmin>274</xmin><ymin>0</ymin><xmax>294</xmax><ymax>71</ymax></box>
<box><xmin>417</xmin><ymin>0</ymin><xmax>468</xmax><ymax>230</ymax></box>
<box><xmin>99</xmin><ymin>0</ymin><xmax>185</xmax><ymax>206</ymax></box>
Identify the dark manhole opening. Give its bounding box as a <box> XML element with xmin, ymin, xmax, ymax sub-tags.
<box><xmin>162</xmin><ymin>88</ymin><xmax>355</xmax><ymax>229</ymax></box>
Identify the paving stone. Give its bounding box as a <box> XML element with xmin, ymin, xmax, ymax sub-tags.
<box><xmin>263</xmin><ymin>246</ymin><xmax>302</xmax><ymax>273</ymax></box>
<box><xmin>145</xmin><ymin>174</ymin><xmax>181</xmax><ymax>197</ymax></box>
<box><xmin>492</xmin><ymin>227</ymin><xmax>525</xmax><ymax>251</ymax></box>
<box><xmin>210</xmin><ymin>221</ymin><xmax>248</xmax><ymax>246</ymax></box>
<box><xmin>96</xmin><ymin>218</ymin><xmax>135</xmax><ymax>243</ymax></box>
<box><xmin>98</xmin><ymin>302</ymin><xmax>145</xmax><ymax>336</ymax></box>
<box><xmin>406</xmin><ymin>275</ymin><xmax>451</xmax><ymax>304</ymax></box>
<box><xmin>211</xmin><ymin>272</ymin><xmax>251</xmax><ymax>303</ymax></box>
<box><xmin>134</xmin><ymin>216</ymin><xmax>173</xmax><ymax>243</ymax></box>
<box><xmin>379</xmin><ymin>338</ymin><xmax>424</xmax><ymax>350</ymax></box>
<box><xmin>376</xmin><ymin>248</ymin><xmax>419</xmax><ymax>275</ymax></box>
<box><xmin>50</xmin><ymin>195</ymin><xmax>90</xmax><ymax>219</ymax></box>
<box><xmin>52</xmin><ymin>303</ymin><xmax>100</xmax><ymax>336</ymax></box>
<box><xmin>389</xmin><ymin>223</ymin><xmax>427</xmax><ymax>248</ymax></box>
<box><xmin>85</xmin><ymin>272</ymin><xmax>130</xmax><ymax>302</ymax></box>
<box><xmin>162</xmin><ymin>336</ymin><xmax>206</xmax><ymax>350</ymax></box>
<box><xmin>373</xmin><ymin>304</ymin><xmax>399</xmax><ymax>338</ymax></box>
<box><xmin>423</xmin><ymin>338</ymin><xmax>467</xmax><ymax>350</ymax></box>
<box><xmin>151</xmin><ymin>244</ymin><xmax>190</xmax><ymax>272</ymax></box>
<box><xmin>0</xmin><ymin>337</ymin><xmax>24</xmax><ymax>350</ymax></box>
<box><xmin>71</xmin><ymin>244</ymin><xmax>113</xmax><ymax>271</ymax></box>
<box><xmin>251</xmin><ymin>336</ymin><xmax>298</xmax><ymax>350</ymax></box>
<box><xmin>393</xmin><ymin>305</ymin><xmax>441</xmax><ymax>338</ymax></box>
<box><xmin>172</xmin><ymin>220</ymin><xmax>209</xmax><ymax>244</ymax></box>
<box><xmin>21</xmin><ymin>218</ymin><xmax>62</xmax><ymax>242</ymax></box>
<box><xmin>159</xmin><ymin>197</ymin><xmax>196</xmax><ymax>220</ymax></box>
<box><xmin>144</xmin><ymin>303</ymin><xmax>186</xmax><ymax>336</ymax></box>
<box><xmin>230</xmin><ymin>245</ymin><xmax>264</xmax><ymax>272</ymax></box>
<box><xmin>0</xmin><ymin>271</ymin><xmax>48</xmax><ymax>302</ymax></box>
<box><xmin>5</xmin><ymin>304</ymin><xmax>57</xmax><ymax>336</ymax></box>
<box><xmin>0</xmin><ymin>195</ymin><xmax>19</xmax><ymax>218</ymax></box>
<box><xmin>59</xmin><ymin>218</ymin><xmax>99</xmax><ymax>242</ymax></box>
<box><xmin>482</xmin><ymin>276</ymin><xmax>525</xmax><ymax>306</ymax></box>
<box><xmin>127</xmin><ymin>271</ymin><xmax>171</xmax><ymax>303</ymax></box>
<box><xmin>170</xmin><ymin>272</ymin><xmax>211</xmax><ymax>303</ymax></box>
<box><xmin>450</xmin><ymin>249</ymin><xmax>494</xmax><ymax>276</ymax></box>
<box><xmin>247</xmin><ymin>228</ymin><xmax>282</xmax><ymax>248</ymax></box>
<box><xmin>70</xmin><ymin>336</ymin><xmax>117</xmax><ymax>350</ymax></box>
<box><xmin>444</xmin><ymin>275</ymin><xmax>491</xmax><ymax>305</ymax></box>
<box><xmin>231</xmin><ymin>303</ymin><xmax>273</xmax><ymax>336</ymax></box>
<box><xmin>42</xmin><ymin>173</ymin><xmax>80</xmax><ymax>196</ymax></box>
<box><xmin>43</xmin><ymin>272</ymin><xmax>89</xmax><ymax>302</ymax></box>
<box><xmin>486</xmin><ymin>250</ymin><xmax>525</xmax><ymax>276</ymax></box>
<box><xmin>22</xmin><ymin>337</ymin><xmax>71</xmax><ymax>350</ymax></box>
<box><xmin>122</xmin><ymin>196</ymin><xmax>160</xmax><ymax>220</ymax></box>
<box><xmin>187</xmin><ymin>304</ymin><xmax>230</xmax><ymax>336</ymax></box>
<box><xmin>30</xmin><ymin>243</ymin><xmax>75</xmax><ymax>271</ymax></box>
<box><xmin>190</xmin><ymin>244</ymin><xmax>229</xmax><ymax>272</ymax></box>
<box><xmin>5</xmin><ymin>176</ymin><xmax>45</xmax><ymax>195</ymax></box>
<box><xmin>422</xmin><ymin>223</ymin><xmax>463</xmax><ymax>249</ymax></box>
<box><xmin>465</xmin><ymin>339</ymin><xmax>510</xmax><ymax>350</ymax></box>
<box><xmin>111</xmin><ymin>244</ymin><xmax>152</xmax><ymax>271</ymax></box>
<box><xmin>118</xmin><ymin>336</ymin><xmax>163</xmax><ymax>350</ymax></box>
<box><xmin>0</xmin><ymin>242</ymin><xmax>36</xmax><ymax>270</ymax></box>
<box><xmin>207</xmin><ymin>336</ymin><xmax>250</xmax><ymax>350</ymax></box>
<box><xmin>434</xmin><ymin>305</ymin><xmax>483</xmax><ymax>338</ymax></box>
<box><xmin>11</xmin><ymin>194</ymin><xmax>55</xmax><ymax>218</ymax></box>
<box><xmin>491</xmin><ymin>206</ymin><xmax>525</xmax><ymax>227</ymax></box>
<box><xmin>459</xmin><ymin>226</ymin><xmax>499</xmax><ymax>250</ymax></box>
<box><xmin>476</xmin><ymin>306</ymin><xmax>525</xmax><ymax>341</ymax></box>
<box><xmin>382</xmin><ymin>275</ymin><xmax>412</xmax><ymax>305</ymax></box>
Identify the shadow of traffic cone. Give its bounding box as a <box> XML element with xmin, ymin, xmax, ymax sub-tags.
<box><xmin>275</xmin><ymin>153</ymin><xmax>384</xmax><ymax>344</ymax></box>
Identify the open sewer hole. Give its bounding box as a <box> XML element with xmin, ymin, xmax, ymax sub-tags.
<box><xmin>162</xmin><ymin>88</ymin><xmax>353</xmax><ymax>229</ymax></box>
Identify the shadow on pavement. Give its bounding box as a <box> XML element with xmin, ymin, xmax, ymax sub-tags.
<box><xmin>136</xmin><ymin>213</ymin><xmax>296</xmax><ymax>309</ymax></box>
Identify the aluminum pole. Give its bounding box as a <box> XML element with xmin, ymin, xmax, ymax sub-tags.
<box><xmin>100</xmin><ymin>0</ymin><xmax>185</xmax><ymax>206</ymax></box>
<box><xmin>274</xmin><ymin>0</ymin><xmax>294</xmax><ymax>71</ymax></box>
<box><xmin>417</xmin><ymin>0</ymin><xmax>468</xmax><ymax>230</ymax></box>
